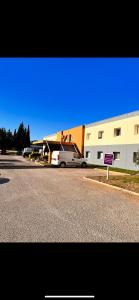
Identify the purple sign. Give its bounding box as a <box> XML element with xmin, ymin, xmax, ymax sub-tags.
<box><xmin>104</xmin><ymin>153</ymin><xmax>113</xmax><ymax>165</ymax></box>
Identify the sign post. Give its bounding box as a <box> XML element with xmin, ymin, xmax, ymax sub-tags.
<box><xmin>104</xmin><ymin>153</ymin><xmax>113</xmax><ymax>180</ymax></box>
<box><xmin>107</xmin><ymin>165</ymin><xmax>109</xmax><ymax>180</ymax></box>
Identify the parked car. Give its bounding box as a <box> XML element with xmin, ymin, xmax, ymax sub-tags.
<box><xmin>22</xmin><ymin>146</ymin><xmax>42</xmax><ymax>157</ymax></box>
<box><xmin>22</xmin><ymin>147</ymin><xmax>33</xmax><ymax>157</ymax></box>
<box><xmin>51</xmin><ymin>151</ymin><xmax>87</xmax><ymax>168</ymax></box>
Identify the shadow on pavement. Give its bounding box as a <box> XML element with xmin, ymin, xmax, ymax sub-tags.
<box><xmin>0</xmin><ymin>159</ymin><xmax>22</xmax><ymax>162</ymax></box>
<box><xmin>0</xmin><ymin>163</ymin><xmax>14</xmax><ymax>165</ymax></box>
<box><xmin>0</xmin><ymin>165</ymin><xmax>49</xmax><ymax>169</ymax></box>
<box><xmin>0</xmin><ymin>165</ymin><xmax>88</xmax><ymax>170</ymax></box>
<box><xmin>0</xmin><ymin>178</ymin><xmax>10</xmax><ymax>184</ymax></box>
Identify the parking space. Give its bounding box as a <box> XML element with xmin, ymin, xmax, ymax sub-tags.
<box><xmin>0</xmin><ymin>155</ymin><xmax>139</xmax><ymax>242</ymax></box>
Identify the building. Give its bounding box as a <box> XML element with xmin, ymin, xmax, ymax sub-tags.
<box><xmin>84</xmin><ymin>110</ymin><xmax>139</xmax><ymax>170</ymax></box>
<box><xmin>32</xmin><ymin>139</ymin><xmax>80</xmax><ymax>163</ymax></box>
<box><xmin>32</xmin><ymin>110</ymin><xmax>139</xmax><ymax>170</ymax></box>
<box><xmin>32</xmin><ymin>124</ymin><xmax>85</xmax><ymax>161</ymax></box>
<box><xmin>43</xmin><ymin>133</ymin><xmax>57</xmax><ymax>141</ymax></box>
<box><xmin>56</xmin><ymin>125</ymin><xmax>85</xmax><ymax>155</ymax></box>
<box><xmin>43</xmin><ymin>126</ymin><xmax>85</xmax><ymax>156</ymax></box>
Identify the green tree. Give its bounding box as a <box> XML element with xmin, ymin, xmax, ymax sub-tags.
<box><xmin>13</xmin><ymin>129</ymin><xmax>17</xmax><ymax>149</ymax></box>
<box><xmin>6</xmin><ymin>129</ymin><xmax>14</xmax><ymax>149</ymax></box>
<box><xmin>26</xmin><ymin>125</ymin><xmax>30</xmax><ymax>147</ymax></box>
<box><xmin>0</xmin><ymin>128</ymin><xmax>7</xmax><ymax>154</ymax></box>
<box><xmin>16</xmin><ymin>122</ymin><xmax>26</xmax><ymax>151</ymax></box>
<box><xmin>0</xmin><ymin>122</ymin><xmax>31</xmax><ymax>154</ymax></box>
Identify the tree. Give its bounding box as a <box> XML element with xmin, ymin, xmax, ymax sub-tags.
<box><xmin>6</xmin><ymin>129</ymin><xmax>14</xmax><ymax>149</ymax></box>
<box><xmin>0</xmin><ymin>128</ymin><xmax>7</xmax><ymax>154</ymax></box>
<box><xmin>0</xmin><ymin>122</ymin><xmax>31</xmax><ymax>154</ymax></box>
<box><xmin>26</xmin><ymin>125</ymin><xmax>30</xmax><ymax>147</ymax></box>
<box><xmin>13</xmin><ymin>129</ymin><xmax>17</xmax><ymax>150</ymax></box>
<box><xmin>16</xmin><ymin>122</ymin><xmax>26</xmax><ymax>151</ymax></box>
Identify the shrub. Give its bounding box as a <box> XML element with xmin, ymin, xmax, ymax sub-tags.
<box><xmin>42</xmin><ymin>154</ymin><xmax>48</xmax><ymax>162</ymax></box>
<box><xmin>30</xmin><ymin>152</ymin><xmax>41</xmax><ymax>159</ymax></box>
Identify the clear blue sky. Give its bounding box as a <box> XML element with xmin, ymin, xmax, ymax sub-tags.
<box><xmin>0</xmin><ymin>58</ymin><xmax>139</xmax><ymax>140</ymax></box>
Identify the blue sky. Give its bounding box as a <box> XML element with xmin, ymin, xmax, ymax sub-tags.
<box><xmin>0</xmin><ymin>58</ymin><xmax>139</xmax><ymax>140</ymax></box>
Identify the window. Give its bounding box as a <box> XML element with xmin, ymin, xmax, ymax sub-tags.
<box><xmin>62</xmin><ymin>144</ymin><xmax>76</xmax><ymax>152</ymax></box>
<box><xmin>86</xmin><ymin>133</ymin><xmax>91</xmax><ymax>140</ymax></box>
<box><xmin>114</xmin><ymin>128</ymin><xmax>121</xmax><ymax>136</ymax></box>
<box><xmin>73</xmin><ymin>153</ymin><xmax>80</xmax><ymax>159</ymax></box>
<box><xmin>69</xmin><ymin>134</ymin><xmax>72</xmax><ymax>142</ymax></box>
<box><xmin>133</xmin><ymin>151</ymin><xmax>139</xmax><ymax>163</ymax></box>
<box><xmin>49</xmin><ymin>143</ymin><xmax>62</xmax><ymax>151</ymax></box>
<box><xmin>113</xmin><ymin>152</ymin><xmax>120</xmax><ymax>160</ymax></box>
<box><xmin>86</xmin><ymin>151</ymin><xmax>91</xmax><ymax>158</ymax></box>
<box><xmin>97</xmin><ymin>151</ymin><xmax>103</xmax><ymax>159</ymax></box>
<box><xmin>133</xmin><ymin>152</ymin><xmax>137</xmax><ymax>163</ymax></box>
<box><xmin>134</xmin><ymin>124</ymin><xmax>139</xmax><ymax>135</ymax></box>
<box><xmin>98</xmin><ymin>131</ymin><xmax>104</xmax><ymax>139</ymax></box>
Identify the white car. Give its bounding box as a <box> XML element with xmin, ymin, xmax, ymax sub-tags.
<box><xmin>51</xmin><ymin>151</ymin><xmax>87</xmax><ymax>168</ymax></box>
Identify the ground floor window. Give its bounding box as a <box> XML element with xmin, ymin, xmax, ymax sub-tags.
<box><xmin>86</xmin><ymin>151</ymin><xmax>91</xmax><ymax>158</ymax></box>
<box><xmin>113</xmin><ymin>152</ymin><xmax>120</xmax><ymax>160</ymax></box>
<box><xmin>97</xmin><ymin>151</ymin><xmax>103</xmax><ymax>159</ymax></box>
<box><xmin>133</xmin><ymin>151</ymin><xmax>139</xmax><ymax>163</ymax></box>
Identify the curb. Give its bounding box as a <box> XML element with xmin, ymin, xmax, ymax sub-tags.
<box><xmin>83</xmin><ymin>176</ymin><xmax>139</xmax><ymax>197</ymax></box>
<box><xmin>35</xmin><ymin>161</ymin><xmax>51</xmax><ymax>167</ymax></box>
<box><xmin>35</xmin><ymin>161</ymin><xmax>46</xmax><ymax>166</ymax></box>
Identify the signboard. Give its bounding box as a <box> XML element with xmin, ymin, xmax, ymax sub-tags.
<box><xmin>104</xmin><ymin>153</ymin><xmax>113</xmax><ymax>165</ymax></box>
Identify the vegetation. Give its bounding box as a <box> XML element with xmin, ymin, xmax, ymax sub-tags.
<box><xmin>29</xmin><ymin>152</ymin><xmax>41</xmax><ymax>160</ymax></box>
<box><xmin>87</xmin><ymin>164</ymin><xmax>139</xmax><ymax>175</ymax></box>
<box><xmin>87</xmin><ymin>175</ymin><xmax>139</xmax><ymax>193</ymax></box>
<box><xmin>0</xmin><ymin>122</ymin><xmax>30</xmax><ymax>154</ymax></box>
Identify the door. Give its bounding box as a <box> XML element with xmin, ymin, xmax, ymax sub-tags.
<box><xmin>72</xmin><ymin>152</ymin><xmax>81</xmax><ymax>166</ymax></box>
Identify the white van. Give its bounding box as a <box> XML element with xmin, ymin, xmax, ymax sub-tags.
<box><xmin>51</xmin><ymin>151</ymin><xmax>87</xmax><ymax>168</ymax></box>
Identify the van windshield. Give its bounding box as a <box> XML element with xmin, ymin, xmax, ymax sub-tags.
<box><xmin>62</xmin><ymin>144</ymin><xmax>76</xmax><ymax>152</ymax></box>
<box><xmin>49</xmin><ymin>144</ymin><xmax>62</xmax><ymax>151</ymax></box>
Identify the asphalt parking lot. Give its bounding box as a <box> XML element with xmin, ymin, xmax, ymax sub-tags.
<box><xmin>0</xmin><ymin>155</ymin><xmax>139</xmax><ymax>242</ymax></box>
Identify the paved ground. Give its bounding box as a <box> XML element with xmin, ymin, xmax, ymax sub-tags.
<box><xmin>0</xmin><ymin>155</ymin><xmax>139</xmax><ymax>242</ymax></box>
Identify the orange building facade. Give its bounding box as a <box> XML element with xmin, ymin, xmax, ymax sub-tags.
<box><xmin>56</xmin><ymin>125</ymin><xmax>85</xmax><ymax>155</ymax></box>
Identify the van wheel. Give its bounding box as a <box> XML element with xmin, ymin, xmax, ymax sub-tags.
<box><xmin>60</xmin><ymin>162</ymin><xmax>66</xmax><ymax>168</ymax></box>
<box><xmin>81</xmin><ymin>162</ymin><xmax>87</xmax><ymax>168</ymax></box>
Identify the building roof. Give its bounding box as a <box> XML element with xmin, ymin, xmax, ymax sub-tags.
<box><xmin>32</xmin><ymin>139</ymin><xmax>44</xmax><ymax>145</ymax></box>
<box><xmin>43</xmin><ymin>133</ymin><xmax>57</xmax><ymax>140</ymax></box>
<box><xmin>85</xmin><ymin>110</ymin><xmax>139</xmax><ymax>128</ymax></box>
